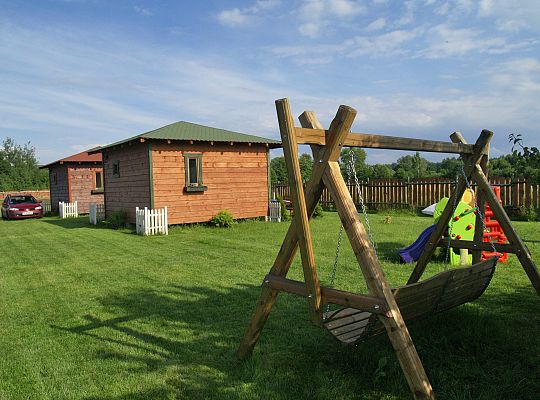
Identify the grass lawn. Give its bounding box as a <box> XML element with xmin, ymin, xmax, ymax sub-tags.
<box><xmin>1</xmin><ymin>213</ymin><xmax>538</xmax><ymax>399</ymax></box>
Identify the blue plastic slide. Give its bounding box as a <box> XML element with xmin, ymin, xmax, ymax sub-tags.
<box><xmin>398</xmin><ymin>224</ymin><xmax>437</xmax><ymax>263</ymax></box>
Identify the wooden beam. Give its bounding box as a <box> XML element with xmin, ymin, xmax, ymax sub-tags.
<box><xmin>407</xmin><ymin>130</ymin><xmax>493</xmax><ymax>285</ymax></box>
<box><xmin>295</xmin><ymin>127</ymin><xmax>478</xmax><ymax>154</ymax></box>
<box><xmin>236</xmin><ymin>103</ymin><xmax>356</xmax><ymax>360</ymax></box>
<box><xmin>323</xmin><ymin>161</ymin><xmax>435</xmax><ymax>400</ymax></box>
<box><xmin>472</xmin><ymin>165</ymin><xmax>540</xmax><ymax>295</ymax></box>
<box><xmin>276</xmin><ymin>98</ymin><xmax>323</xmax><ymax>324</ymax></box>
<box><xmin>262</xmin><ymin>275</ymin><xmax>388</xmax><ymax>315</ymax></box>
<box><xmin>437</xmin><ymin>239</ymin><xmax>517</xmax><ymax>253</ymax></box>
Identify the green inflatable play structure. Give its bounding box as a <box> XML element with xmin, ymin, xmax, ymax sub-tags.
<box><xmin>434</xmin><ymin>197</ymin><xmax>477</xmax><ymax>265</ymax></box>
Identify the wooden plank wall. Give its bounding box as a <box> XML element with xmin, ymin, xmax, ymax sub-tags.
<box><xmin>152</xmin><ymin>141</ymin><xmax>269</xmax><ymax>224</ymax></box>
<box><xmin>48</xmin><ymin>164</ymin><xmax>69</xmax><ymax>213</ymax></box>
<box><xmin>103</xmin><ymin>142</ymin><xmax>151</xmax><ymax>223</ymax></box>
<box><xmin>68</xmin><ymin>165</ymin><xmax>104</xmax><ymax>214</ymax></box>
<box><xmin>273</xmin><ymin>177</ymin><xmax>540</xmax><ymax>209</ymax></box>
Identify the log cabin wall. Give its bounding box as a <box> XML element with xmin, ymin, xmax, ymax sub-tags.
<box><xmin>68</xmin><ymin>165</ymin><xmax>104</xmax><ymax>213</ymax></box>
<box><xmin>102</xmin><ymin>141</ymin><xmax>151</xmax><ymax>223</ymax></box>
<box><xmin>48</xmin><ymin>164</ymin><xmax>69</xmax><ymax>213</ymax></box>
<box><xmin>151</xmin><ymin>141</ymin><xmax>269</xmax><ymax>224</ymax></box>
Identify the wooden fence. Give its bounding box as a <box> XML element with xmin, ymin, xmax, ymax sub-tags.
<box><xmin>268</xmin><ymin>200</ymin><xmax>281</xmax><ymax>222</ymax></box>
<box><xmin>135</xmin><ymin>206</ymin><xmax>168</xmax><ymax>236</ymax></box>
<box><xmin>272</xmin><ymin>177</ymin><xmax>540</xmax><ymax>210</ymax></box>
<box><xmin>59</xmin><ymin>201</ymin><xmax>78</xmax><ymax>218</ymax></box>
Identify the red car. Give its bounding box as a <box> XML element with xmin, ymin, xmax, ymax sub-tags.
<box><xmin>1</xmin><ymin>194</ymin><xmax>44</xmax><ymax>220</ymax></box>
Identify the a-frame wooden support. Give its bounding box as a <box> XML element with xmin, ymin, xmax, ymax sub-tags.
<box><xmin>238</xmin><ymin>99</ymin><xmax>435</xmax><ymax>399</ymax></box>
<box><xmin>408</xmin><ymin>133</ymin><xmax>540</xmax><ymax>294</ymax></box>
<box><xmin>237</xmin><ymin>98</ymin><xmax>539</xmax><ymax>400</ymax></box>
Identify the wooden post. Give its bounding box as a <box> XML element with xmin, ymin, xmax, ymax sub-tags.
<box><xmin>236</xmin><ymin>103</ymin><xmax>356</xmax><ymax>360</ymax></box>
<box><xmin>408</xmin><ymin>130</ymin><xmax>492</xmax><ymax>284</ymax></box>
<box><xmin>301</xmin><ymin>114</ymin><xmax>435</xmax><ymax>400</ymax></box>
<box><xmin>276</xmin><ymin>98</ymin><xmax>323</xmax><ymax>324</ymax></box>
<box><xmin>473</xmin><ymin>166</ymin><xmax>540</xmax><ymax>295</ymax></box>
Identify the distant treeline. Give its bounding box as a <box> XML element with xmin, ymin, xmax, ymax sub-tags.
<box><xmin>0</xmin><ymin>138</ymin><xmax>49</xmax><ymax>191</ymax></box>
<box><xmin>270</xmin><ymin>147</ymin><xmax>540</xmax><ymax>184</ymax></box>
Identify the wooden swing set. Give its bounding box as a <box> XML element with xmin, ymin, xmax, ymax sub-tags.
<box><xmin>237</xmin><ymin>99</ymin><xmax>540</xmax><ymax>399</ymax></box>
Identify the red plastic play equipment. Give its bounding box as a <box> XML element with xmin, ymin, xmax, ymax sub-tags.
<box><xmin>481</xmin><ymin>186</ymin><xmax>509</xmax><ymax>263</ymax></box>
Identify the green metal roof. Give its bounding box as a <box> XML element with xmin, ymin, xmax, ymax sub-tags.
<box><xmin>96</xmin><ymin>121</ymin><xmax>281</xmax><ymax>150</ymax></box>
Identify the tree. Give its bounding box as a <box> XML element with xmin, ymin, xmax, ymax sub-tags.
<box><xmin>298</xmin><ymin>153</ymin><xmax>313</xmax><ymax>183</ymax></box>
<box><xmin>339</xmin><ymin>148</ymin><xmax>370</xmax><ymax>181</ymax></box>
<box><xmin>0</xmin><ymin>137</ymin><xmax>48</xmax><ymax>191</ymax></box>
<box><xmin>270</xmin><ymin>153</ymin><xmax>314</xmax><ymax>184</ymax></box>
<box><xmin>372</xmin><ymin>163</ymin><xmax>394</xmax><ymax>179</ymax></box>
<box><xmin>438</xmin><ymin>157</ymin><xmax>463</xmax><ymax>178</ymax></box>
<box><xmin>393</xmin><ymin>152</ymin><xmax>429</xmax><ymax>179</ymax></box>
<box><xmin>508</xmin><ymin>133</ymin><xmax>540</xmax><ymax>182</ymax></box>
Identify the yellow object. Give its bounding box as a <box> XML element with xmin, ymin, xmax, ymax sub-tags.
<box><xmin>461</xmin><ymin>188</ymin><xmax>475</xmax><ymax>207</ymax></box>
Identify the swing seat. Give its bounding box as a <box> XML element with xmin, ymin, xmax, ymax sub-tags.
<box><xmin>323</xmin><ymin>256</ymin><xmax>498</xmax><ymax>344</ymax></box>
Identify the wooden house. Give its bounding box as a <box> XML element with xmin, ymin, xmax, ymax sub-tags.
<box><xmin>41</xmin><ymin>150</ymin><xmax>104</xmax><ymax>213</ymax></box>
<box><xmin>90</xmin><ymin>121</ymin><xmax>281</xmax><ymax>225</ymax></box>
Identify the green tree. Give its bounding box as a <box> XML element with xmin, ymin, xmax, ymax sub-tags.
<box><xmin>270</xmin><ymin>156</ymin><xmax>287</xmax><ymax>184</ymax></box>
<box><xmin>508</xmin><ymin>133</ymin><xmax>540</xmax><ymax>182</ymax></box>
<box><xmin>371</xmin><ymin>163</ymin><xmax>394</xmax><ymax>179</ymax></box>
<box><xmin>298</xmin><ymin>153</ymin><xmax>313</xmax><ymax>183</ymax></box>
<box><xmin>339</xmin><ymin>148</ymin><xmax>370</xmax><ymax>181</ymax></box>
<box><xmin>0</xmin><ymin>137</ymin><xmax>48</xmax><ymax>191</ymax></box>
<box><xmin>438</xmin><ymin>157</ymin><xmax>463</xmax><ymax>178</ymax></box>
<box><xmin>490</xmin><ymin>155</ymin><xmax>516</xmax><ymax>177</ymax></box>
<box><xmin>393</xmin><ymin>152</ymin><xmax>429</xmax><ymax>179</ymax></box>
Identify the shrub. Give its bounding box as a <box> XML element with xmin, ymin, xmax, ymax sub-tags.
<box><xmin>106</xmin><ymin>210</ymin><xmax>127</xmax><ymax>229</ymax></box>
<box><xmin>518</xmin><ymin>205</ymin><xmax>539</xmax><ymax>222</ymax></box>
<box><xmin>210</xmin><ymin>210</ymin><xmax>237</xmax><ymax>228</ymax></box>
<box><xmin>312</xmin><ymin>202</ymin><xmax>324</xmax><ymax>218</ymax></box>
<box><xmin>276</xmin><ymin>195</ymin><xmax>290</xmax><ymax>221</ymax></box>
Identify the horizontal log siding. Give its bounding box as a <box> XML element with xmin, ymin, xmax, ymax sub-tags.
<box><xmin>48</xmin><ymin>164</ymin><xmax>69</xmax><ymax>213</ymax></box>
<box><xmin>103</xmin><ymin>142</ymin><xmax>150</xmax><ymax>223</ymax></box>
<box><xmin>68</xmin><ymin>165</ymin><xmax>104</xmax><ymax>214</ymax></box>
<box><xmin>151</xmin><ymin>141</ymin><xmax>269</xmax><ymax>224</ymax></box>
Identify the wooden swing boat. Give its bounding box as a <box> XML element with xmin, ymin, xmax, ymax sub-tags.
<box><xmin>236</xmin><ymin>99</ymin><xmax>540</xmax><ymax>400</ymax></box>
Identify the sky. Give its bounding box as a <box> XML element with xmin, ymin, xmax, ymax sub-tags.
<box><xmin>1</xmin><ymin>0</ymin><xmax>539</xmax><ymax>165</ymax></box>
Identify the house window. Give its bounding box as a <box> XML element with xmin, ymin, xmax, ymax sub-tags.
<box><xmin>112</xmin><ymin>161</ymin><xmax>120</xmax><ymax>178</ymax></box>
<box><xmin>51</xmin><ymin>173</ymin><xmax>57</xmax><ymax>185</ymax></box>
<box><xmin>183</xmin><ymin>153</ymin><xmax>207</xmax><ymax>192</ymax></box>
<box><xmin>95</xmin><ymin>171</ymin><xmax>103</xmax><ymax>189</ymax></box>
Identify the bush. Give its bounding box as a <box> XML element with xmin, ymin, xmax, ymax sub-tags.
<box><xmin>210</xmin><ymin>210</ymin><xmax>237</xmax><ymax>228</ymax></box>
<box><xmin>276</xmin><ymin>195</ymin><xmax>290</xmax><ymax>221</ymax></box>
<box><xmin>106</xmin><ymin>210</ymin><xmax>127</xmax><ymax>229</ymax></box>
<box><xmin>518</xmin><ymin>205</ymin><xmax>539</xmax><ymax>222</ymax></box>
<box><xmin>312</xmin><ymin>202</ymin><xmax>324</xmax><ymax>218</ymax></box>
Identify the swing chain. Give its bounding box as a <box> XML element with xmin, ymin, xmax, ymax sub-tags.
<box><xmin>348</xmin><ymin>151</ymin><xmax>378</xmax><ymax>255</ymax></box>
<box><xmin>325</xmin><ymin>225</ymin><xmax>343</xmax><ymax>316</ymax></box>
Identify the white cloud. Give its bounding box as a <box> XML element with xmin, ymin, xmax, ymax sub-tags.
<box><xmin>396</xmin><ymin>1</ymin><xmax>415</xmax><ymax>26</ymax></box>
<box><xmin>217</xmin><ymin>0</ymin><xmax>281</xmax><ymax>27</ymax></box>
<box><xmin>349</xmin><ymin>28</ymin><xmax>422</xmax><ymax>57</ymax></box>
<box><xmin>418</xmin><ymin>24</ymin><xmax>537</xmax><ymax>58</ymax></box>
<box><xmin>365</xmin><ymin>17</ymin><xmax>386</xmax><ymax>31</ymax></box>
<box><xmin>297</xmin><ymin>0</ymin><xmax>366</xmax><ymax>38</ymax></box>
<box><xmin>134</xmin><ymin>5</ymin><xmax>153</xmax><ymax>16</ymax></box>
<box><xmin>217</xmin><ymin>8</ymin><xmax>250</xmax><ymax>27</ymax></box>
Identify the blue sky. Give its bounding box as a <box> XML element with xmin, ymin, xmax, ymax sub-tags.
<box><xmin>1</xmin><ymin>0</ymin><xmax>539</xmax><ymax>164</ymax></box>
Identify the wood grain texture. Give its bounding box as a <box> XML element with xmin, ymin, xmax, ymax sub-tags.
<box><xmin>236</xmin><ymin>103</ymin><xmax>356</xmax><ymax>360</ymax></box>
<box><xmin>276</xmin><ymin>98</ymin><xmax>323</xmax><ymax>324</ymax></box>
<box><xmin>295</xmin><ymin>127</ymin><xmax>478</xmax><ymax>155</ymax></box>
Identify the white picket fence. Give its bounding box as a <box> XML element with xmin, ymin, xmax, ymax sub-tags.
<box><xmin>89</xmin><ymin>203</ymin><xmax>105</xmax><ymax>225</ymax></box>
<box><xmin>268</xmin><ymin>200</ymin><xmax>281</xmax><ymax>222</ymax></box>
<box><xmin>59</xmin><ymin>201</ymin><xmax>78</xmax><ymax>218</ymax></box>
<box><xmin>42</xmin><ymin>200</ymin><xmax>51</xmax><ymax>214</ymax></box>
<box><xmin>135</xmin><ymin>206</ymin><xmax>168</xmax><ymax>236</ymax></box>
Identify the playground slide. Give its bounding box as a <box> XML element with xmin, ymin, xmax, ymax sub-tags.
<box><xmin>398</xmin><ymin>224</ymin><xmax>436</xmax><ymax>263</ymax></box>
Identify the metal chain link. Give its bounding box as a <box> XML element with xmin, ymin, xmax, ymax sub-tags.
<box><xmin>348</xmin><ymin>151</ymin><xmax>378</xmax><ymax>255</ymax></box>
<box><xmin>324</xmin><ymin>225</ymin><xmax>343</xmax><ymax>316</ymax></box>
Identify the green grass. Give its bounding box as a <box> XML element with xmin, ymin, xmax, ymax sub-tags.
<box><xmin>1</xmin><ymin>213</ymin><xmax>538</xmax><ymax>400</ymax></box>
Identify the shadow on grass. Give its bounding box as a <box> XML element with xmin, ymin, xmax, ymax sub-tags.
<box><xmin>42</xmin><ymin>216</ymin><xmax>136</xmax><ymax>234</ymax></box>
<box><xmin>55</xmin><ymin>282</ymin><xmax>539</xmax><ymax>400</ymax></box>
